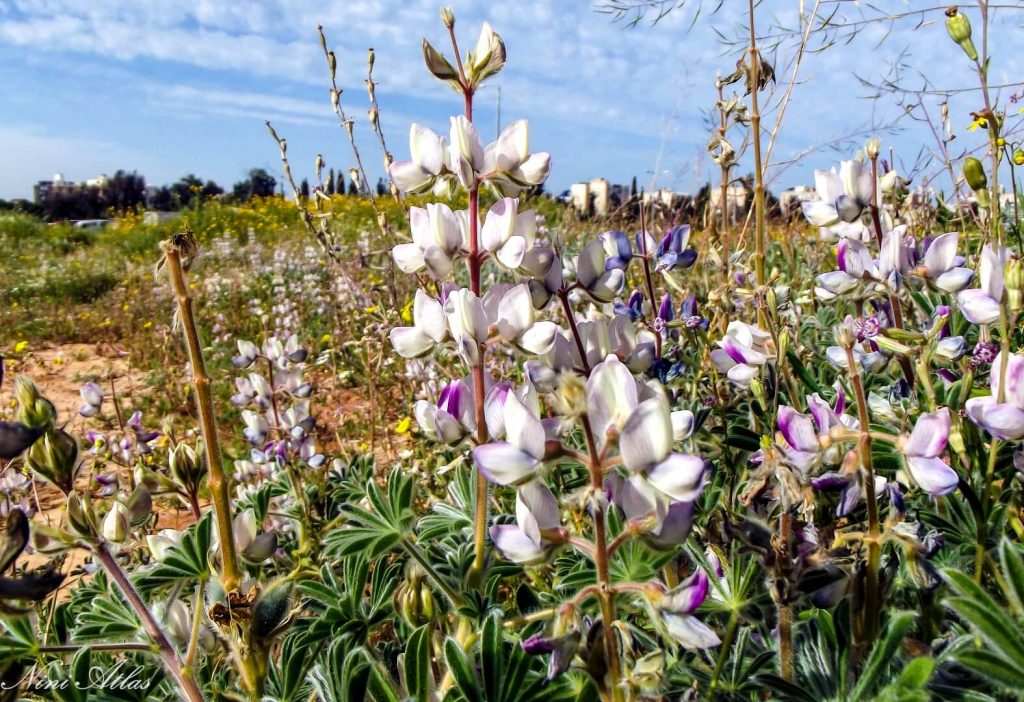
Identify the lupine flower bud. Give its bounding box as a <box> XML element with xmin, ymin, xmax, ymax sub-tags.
<box><xmin>834</xmin><ymin>317</ymin><xmax>857</xmax><ymax>349</ymax></box>
<box><xmin>865</xmin><ymin>136</ymin><xmax>881</xmax><ymax>160</ymax></box>
<box><xmin>172</xmin><ymin>444</ymin><xmax>207</xmax><ymax>499</ymax></box>
<box><xmin>162</xmin><ymin>599</ymin><xmax>192</xmax><ymax>645</ymax></box>
<box><xmin>15</xmin><ymin>376</ymin><xmax>55</xmax><ymax>429</ymax></box>
<box><xmin>440</xmin><ymin>6</ymin><xmax>455</xmax><ymax>28</ymax></box>
<box><xmin>102</xmin><ymin>502</ymin><xmax>130</xmax><ymax>543</ymax></box>
<box><xmin>945</xmin><ymin>7</ymin><xmax>978</xmax><ymax>61</ymax></box>
<box><xmin>67</xmin><ymin>494</ymin><xmax>97</xmax><ymax>540</ymax></box>
<box><xmin>25</xmin><ymin>428</ymin><xmax>79</xmax><ymax>494</ymax></box>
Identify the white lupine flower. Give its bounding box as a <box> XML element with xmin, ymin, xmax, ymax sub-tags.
<box><xmin>480</xmin><ymin>197</ymin><xmax>536</xmax><ymax>269</ymax></box>
<box><xmin>392</xmin><ymin>203</ymin><xmax>464</xmax><ymax>278</ymax></box>
<box><xmin>496</xmin><ymin>284</ymin><xmax>557</xmax><ymax>355</ymax></box>
<box><xmin>711</xmin><ymin>321</ymin><xmax>771</xmax><ymax>388</ymax></box>
<box><xmin>389</xmin><ymin>123</ymin><xmax>448</xmax><ymax>194</ymax></box>
<box><xmin>389</xmin><ymin>289</ymin><xmax>447</xmax><ymax>358</ymax></box>
<box><xmin>444</xmin><ymin>288</ymin><xmax>489</xmax><ymax>365</ymax></box>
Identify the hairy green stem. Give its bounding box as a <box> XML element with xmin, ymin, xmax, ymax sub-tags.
<box><xmin>845</xmin><ymin>344</ymin><xmax>881</xmax><ymax>658</ymax></box>
<box><xmin>92</xmin><ymin>544</ymin><xmax>206</xmax><ymax>702</ymax></box>
<box><xmin>581</xmin><ymin>415</ymin><xmax>624</xmax><ymax>702</ymax></box>
<box><xmin>163</xmin><ymin>242</ymin><xmax>241</xmax><ymax>594</ymax></box>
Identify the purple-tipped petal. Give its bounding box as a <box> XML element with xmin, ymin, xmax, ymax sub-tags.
<box><xmin>778</xmin><ymin>406</ymin><xmax>819</xmax><ymax>453</ymax></box>
<box><xmin>662</xmin><ymin>612</ymin><xmax>721</xmax><ymax>650</ymax></box>
<box><xmin>473</xmin><ymin>442</ymin><xmax>541</xmax><ymax>486</ymax></box>
<box><xmin>906</xmin><ymin>456</ymin><xmax>959</xmax><ymax>496</ymax></box>
<box><xmin>646</xmin><ymin>453</ymin><xmax>706</xmax><ymax>502</ymax></box>
<box><xmin>904</xmin><ymin>408</ymin><xmax>950</xmax><ymax>458</ymax></box>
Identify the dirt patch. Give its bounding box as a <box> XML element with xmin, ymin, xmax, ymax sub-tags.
<box><xmin>4</xmin><ymin>343</ymin><xmax>149</xmax><ymax>426</ymax></box>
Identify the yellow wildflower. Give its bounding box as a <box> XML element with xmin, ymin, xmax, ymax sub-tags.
<box><xmin>13</xmin><ymin>341</ymin><xmax>28</xmax><ymax>353</ymax></box>
<box><xmin>395</xmin><ymin>417</ymin><xmax>411</xmax><ymax>435</ymax></box>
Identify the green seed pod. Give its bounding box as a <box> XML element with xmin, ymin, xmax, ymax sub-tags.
<box><xmin>963</xmin><ymin>156</ymin><xmax>988</xmax><ymax>192</ymax></box>
<box><xmin>945</xmin><ymin>8</ymin><xmax>978</xmax><ymax>61</ymax></box>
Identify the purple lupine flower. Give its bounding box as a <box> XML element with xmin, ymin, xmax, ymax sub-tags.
<box><xmin>919</xmin><ymin>232</ymin><xmax>974</xmax><ymax>292</ymax></box>
<box><xmin>902</xmin><ymin>408</ymin><xmax>958</xmax><ymax>496</ymax></box>
<box><xmin>415</xmin><ymin>378</ymin><xmax>476</xmax><ymax>446</ymax></box>
<box><xmin>521</xmin><ymin>629</ymin><xmax>580</xmax><ymax>680</ymax></box>
<box><xmin>655</xmin><ymin>225</ymin><xmax>696</xmax><ymax>272</ymax></box>
<box><xmin>965</xmin><ymin>351</ymin><xmax>1024</xmax><ymax>440</ymax></box>
<box><xmin>777</xmin><ymin>406</ymin><xmax>820</xmax><ymax>473</ymax></box>
<box><xmin>711</xmin><ymin>321</ymin><xmax>770</xmax><ymax>388</ymax></box>
<box><xmin>679</xmin><ymin>294</ymin><xmax>709</xmax><ymax>330</ymax></box>
<box><xmin>473</xmin><ymin>392</ymin><xmax>546</xmax><ymax>485</ymax></box>
<box><xmin>599</xmin><ymin>230</ymin><xmax>632</xmax><ymax>271</ymax></box>
<box><xmin>78</xmin><ymin>382</ymin><xmax>103</xmax><ymax>418</ymax></box>
<box><xmin>490</xmin><ymin>480</ymin><xmax>565</xmax><ymax>564</ymax></box>
<box><xmin>654</xmin><ymin>293</ymin><xmax>673</xmax><ymax>334</ymax></box>
<box><xmin>970</xmin><ymin>340</ymin><xmax>999</xmax><ymax>369</ymax></box>
<box><xmin>957</xmin><ymin>244</ymin><xmax>1007</xmax><ymax>325</ymax></box>
<box><xmin>232</xmin><ymin>339</ymin><xmax>260</xmax><ymax>369</ymax></box>
<box><xmin>655</xmin><ymin>569</ymin><xmax>721</xmax><ymax>649</ymax></box>
<box><xmin>614</xmin><ymin>290</ymin><xmax>645</xmax><ymax>321</ymax></box>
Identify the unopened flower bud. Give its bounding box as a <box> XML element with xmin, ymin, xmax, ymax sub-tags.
<box><xmin>102</xmin><ymin>502</ymin><xmax>130</xmax><ymax>543</ymax></box>
<box><xmin>396</xmin><ymin>568</ymin><xmax>436</xmax><ymax>627</ymax></box>
<box><xmin>865</xmin><ymin>136</ymin><xmax>882</xmax><ymax>160</ymax></box>
<box><xmin>749</xmin><ymin>378</ymin><xmax>767</xmax><ymax>411</ymax></box>
<box><xmin>66</xmin><ymin>494</ymin><xmax>97</xmax><ymax>539</ymax></box>
<box><xmin>1014</xmin><ymin>149</ymin><xmax>1024</xmax><ymax>166</ymax></box>
<box><xmin>250</xmin><ymin>578</ymin><xmax>293</xmax><ymax>641</ymax></box>
<box><xmin>15</xmin><ymin>376</ymin><xmax>55</xmax><ymax>429</ymax></box>
<box><xmin>170</xmin><ymin>443</ymin><xmax>205</xmax><ymax>491</ymax></box>
<box><xmin>25</xmin><ymin>428</ymin><xmax>79</xmax><ymax>494</ymax></box>
<box><xmin>367</xmin><ymin>47</ymin><xmax>375</xmax><ymax>73</ymax></box>
<box><xmin>945</xmin><ymin>7</ymin><xmax>978</xmax><ymax>61</ymax></box>
<box><xmin>834</xmin><ymin>317</ymin><xmax>857</xmax><ymax>349</ymax></box>
<box><xmin>163</xmin><ymin>599</ymin><xmax>192</xmax><ymax>644</ymax></box>
<box><xmin>440</xmin><ymin>6</ymin><xmax>455</xmax><ymax>29</ymax></box>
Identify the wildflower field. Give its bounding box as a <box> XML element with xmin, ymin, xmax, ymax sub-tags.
<box><xmin>3</xmin><ymin>4</ymin><xmax>1024</xmax><ymax>701</ymax></box>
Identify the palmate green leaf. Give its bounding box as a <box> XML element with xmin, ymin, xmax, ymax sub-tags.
<box><xmin>482</xmin><ymin>613</ymin><xmax>503</xmax><ymax>701</ymax></box>
<box><xmin>134</xmin><ymin>512</ymin><xmax>212</xmax><ymax>593</ymax></box>
<box><xmin>850</xmin><ymin>610</ymin><xmax>917</xmax><ymax>700</ymax></box>
<box><xmin>943</xmin><ymin>569</ymin><xmax>1024</xmax><ymax>664</ymax></box>
<box><xmin>265</xmin><ymin>630</ymin><xmax>314</xmax><ymax>701</ymax></box>
<box><xmin>998</xmin><ymin>538</ymin><xmax>1024</xmax><ymax>617</ymax></box>
<box><xmin>445</xmin><ymin>637</ymin><xmax>484</xmax><ymax>702</ymax></box>
<box><xmin>405</xmin><ymin>625</ymin><xmax>433</xmax><ymax>701</ymax></box>
<box><xmin>952</xmin><ymin>649</ymin><xmax>1024</xmax><ymax>690</ymax></box>
<box><xmin>323</xmin><ymin>468</ymin><xmax>415</xmax><ymax>560</ymax></box>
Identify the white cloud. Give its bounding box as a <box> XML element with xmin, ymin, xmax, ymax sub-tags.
<box><xmin>0</xmin><ymin>0</ymin><xmax>1021</xmax><ymax>198</ymax></box>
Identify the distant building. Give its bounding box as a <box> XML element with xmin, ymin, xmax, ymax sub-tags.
<box><xmin>32</xmin><ymin>172</ymin><xmax>111</xmax><ymax>204</ymax></box>
<box><xmin>570</xmin><ymin>182</ymin><xmax>590</xmax><ymax>214</ymax></box>
<box><xmin>590</xmin><ymin>178</ymin><xmax>610</xmax><ymax>217</ymax></box>
<box><xmin>33</xmin><ymin>172</ymin><xmax>69</xmax><ymax>204</ymax></box>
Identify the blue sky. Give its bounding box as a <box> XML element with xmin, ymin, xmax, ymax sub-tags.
<box><xmin>1</xmin><ymin>1</ymin><xmax>1022</xmax><ymax>201</ymax></box>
